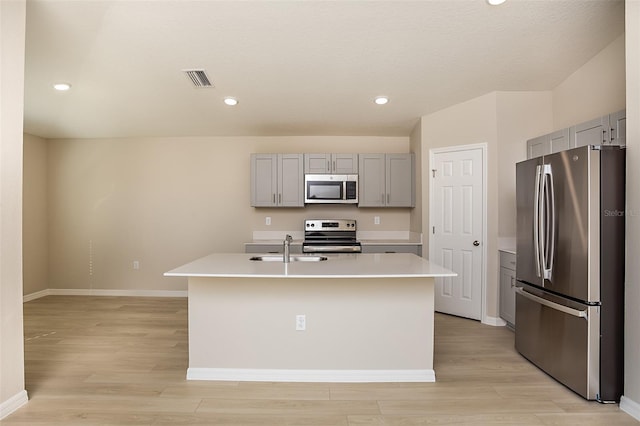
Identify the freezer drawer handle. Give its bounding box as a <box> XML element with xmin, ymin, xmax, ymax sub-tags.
<box><xmin>515</xmin><ymin>287</ymin><xmax>588</xmax><ymax>320</ymax></box>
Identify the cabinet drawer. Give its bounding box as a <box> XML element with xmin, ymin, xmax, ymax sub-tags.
<box><xmin>500</xmin><ymin>251</ymin><xmax>516</xmax><ymax>270</ymax></box>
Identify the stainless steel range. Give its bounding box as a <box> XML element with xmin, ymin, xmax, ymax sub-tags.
<box><xmin>302</xmin><ymin>219</ymin><xmax>362</xmax><ymax>253</ymax></box>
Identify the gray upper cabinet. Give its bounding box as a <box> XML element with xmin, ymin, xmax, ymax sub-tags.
<box><xmin>304</xmin><ymin>153</ymin><xmax>358</xmax><ymax>174</ymax></box>
<box><xmin>526</xmin><ymin>109</ymin><xmax>626</xmax><ymax>159</ymax></box>
<box><xmin>572</xmin><ymin>109</ymin><xmax>626</xmax><ymax>148</ymax></box>
<box><xmin>359</xmin><ymin>153</ymin><xmax>415</xmax><ymax>207</ymax></box>
<box><xmin>250</xmin><ymin>154</ymin><xmax>304</xmax><ymax>207</ymax></box>
<box><xmin>572</xmin><ymin>116</ymin><xmax>610</xmax><ymax>148</ymax></box>
<box><xmin>609</xmin><ymin>109</ymin><xmax>626</xmax><ymax>146</ymax></box>
<box><xmin>525</xmin><ymin>129</ymin><xmax>571</xmax><ymax>159</ymax></box>
<box><xmin>526</xmin><ymin>134</ymin><xmax>549</xmax><ymax>159</ymax></box>
<box><xmin>549</xmin><ymin>129</ymin><xmax>571</xmax><ymax>153</ymax></box>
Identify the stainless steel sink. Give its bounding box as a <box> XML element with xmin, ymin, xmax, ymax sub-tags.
<box><xmin>249</xmin><ymin>255</ymin><xmax>328</xmax><ymax>262</ymax></box>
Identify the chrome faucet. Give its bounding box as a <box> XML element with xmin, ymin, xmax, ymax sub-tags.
<box><xmin>283</xmin><ymin>234</ymin><xmax>293</xmax><ymax>263</ymax></box>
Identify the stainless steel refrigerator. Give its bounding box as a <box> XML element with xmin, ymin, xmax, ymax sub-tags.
<box><xmin>515</xmin><ymin>145</ymin><xmax>625</xmax><ymax>402</ymax></box>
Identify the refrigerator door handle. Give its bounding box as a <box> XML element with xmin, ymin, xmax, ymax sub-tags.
<box><xmin>533</xmin><ymin>165</ymin><xmax>542</xmax><ymax>278</ymax></box>
<box><xmin>515</xmin><ymin>287</ymin><xmax>588</xmax><ymax>319</ymax></box>
<box><xmin>542</xmin><ymin>164</ymin><xmax>554</xmax><ymax>280</ymax></box>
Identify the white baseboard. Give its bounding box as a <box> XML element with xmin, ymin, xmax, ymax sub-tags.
<box><xmin>187</xmin><ymin>368</ymin><xmax>436</xmax><ymax>383</ymax></box>
<box><xmin>0</xmin><ymin>390</ymin><xmax>28</xmax><ymax>420</ymax></box>
<box><xmin>482</xmin><ymin>315</ymin><xmax>507</xmax><ymax>327</ymax></box>
<box><xmin>621</xmin><ymin>395</ymin><xmax>640</xmax><ymax>422</ymax></box>
<box><xmin>22</xmin><ymin>289</ymin><xmax>50</xmax><ymax>302</ymax></box>
<box><xmin>24</xmin><ymin>288</ymin><xmax>187</xmax><ymax>302</ymax></box>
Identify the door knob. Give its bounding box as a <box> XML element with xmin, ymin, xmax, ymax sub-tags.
<box><xmin>473</xmin><ymin>240</ymin><xmax>480</xmax><ymax>246</ymax></box>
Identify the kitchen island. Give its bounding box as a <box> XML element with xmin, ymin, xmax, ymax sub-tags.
<box><xmin>165</xmin><ymin>253</ymin><xmax>455</xmax><ymax>383</ymax></box>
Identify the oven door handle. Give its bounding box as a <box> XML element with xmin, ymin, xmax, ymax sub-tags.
<box><xmin>515</xmin><ymin>287</ymin><xmax>588</xmax><ymax>320</ymax></box>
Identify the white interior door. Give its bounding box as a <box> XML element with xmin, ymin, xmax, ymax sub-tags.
<box><xmin>429</xmin><ymin>146</ymin><xmax>485</xmax><ymax>320</ymax></box>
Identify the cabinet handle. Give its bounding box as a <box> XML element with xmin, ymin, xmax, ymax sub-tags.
<box><xmin>611</xmin><ymin>128</ymin><xmax>615</xmax><ymax>142</ymax></box>
<box><xmin>328</xmin><ymin>161</ymin><xmax>331</xmax><ymax>171</ymax></box>
<box><xmin>278</xmin><ymin>193</ymin><xmax>282</xmax><ymax>204</ymax></box>
<box><xmin>602</xmin><ymin>129</ymin><xmax>608</xmax><ymax>144</ymax></box>
<box><xmin>387</xmin><ymin>194</ymin><xmax>390</xmax><ymax>204</ymax></box>
<box><xmin>273</xmin><ymin>194</ymin><xmax>276</xmax><ymax>204</ymax></box>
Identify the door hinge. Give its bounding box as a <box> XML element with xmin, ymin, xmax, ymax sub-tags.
<box><xmin>432</xmin><ymin>169</ymin><xmax>437</xmax><ymax>178</ymax></box>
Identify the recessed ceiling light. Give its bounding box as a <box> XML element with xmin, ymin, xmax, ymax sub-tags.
<box><xmin>53</xmin><ymin>83</ymin><xmax>71</xmax><ymax>91</ymax></box>
<box><xmin>224</xmin><ymin>97</ymin><xmax>238</xmax><ymax>106</ymax></box>
<box><xmin>374</xmin><ymin>96</ymin><xmax>389</xmax><ymax>105</ymax></box>
<box><xmin>487</xmin><ymin>0</ymin><xmax>506</xmax><ymax>5</ymax></box>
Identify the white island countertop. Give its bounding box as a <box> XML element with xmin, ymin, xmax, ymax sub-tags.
<box><xmin>165</xmin><ymin>252</ymin><xmax>455</xmax><ymax>279</ymax></box>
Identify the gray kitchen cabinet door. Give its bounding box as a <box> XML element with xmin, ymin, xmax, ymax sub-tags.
<box><xmin>359</xmin><ymin>153</ymin><xmax>414</xmax><ymax>207</ymax></box>
<box><xmin>333</xmin><ymin>154</ymin><xmax>358</xmax><ymax>173</ymax></box>
<box><xmin>386</xmin><ymin>153</ymin><xmax>414</xmax><ymax>207</ymax></box>
<box><xmin>526</xmin><ymin>134</ymin><xmax>549</xmax><ymax>159</ymax></box>
<box><xmin>250</xmin><ymin>154</ymin><xmax>303</xmax><ymax>207</ymax></box>
<box><xmin>499</xmin><ymin>251</ymin><xmax>517</xmax><ymax>328</ymax></box>
<box><xmin>304</xmin><ymin>153</ymin><xmax>332</xmax><ymax>173</ymax></box>
<box><xmin>609</xmin><ymin>109</ymin><xmax>626</xmax><ymax>146</ymax></box>
<box><xmin>278</xmin><ymin>154</ymin><xmax>304</xmax><ymax>207</ymax></box>
<box><xmin>304</xmin><ymin>153</ymin><xmax>358</xmax><ymax>173</ymax></box>
<box><xmin>572</xmin><ymin>115</ymin><xmax>609</xmax><ymax>148</ymax></box>
<box><xmin>358</xmin><ymin>153</ymin><xmax>386</xmax><ymax>206</ymax></box>
<box><xmin>549</xmin><ymin>128</ymin><xmax>572</xmax><ymax>154</ymax></box>
<box><xmin>500</xmin><ymin>266</ymin><xmax>516</xmax><ymax>328</ymax></box>
<box><xmin>250</xmin><ymin>154</ymin><xmax>278</xmax><ymax>207</ymax></box>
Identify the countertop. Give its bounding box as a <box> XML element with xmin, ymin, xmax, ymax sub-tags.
<box><xmin>165</xmin><ymin>252</ymin><xmax>455</xmax><ymax>279</ymax></box>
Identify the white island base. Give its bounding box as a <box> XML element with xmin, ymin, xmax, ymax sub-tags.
<box><xmin>166</xmin><ymin>253</ymin><xmax>455</xmax><ymax>383</ymax></box>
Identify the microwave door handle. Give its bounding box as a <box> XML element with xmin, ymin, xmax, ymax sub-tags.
<box><xmin>533</xmin><ymin>165</ymin><xmax>542</xmax><ymax>278</ymax></box>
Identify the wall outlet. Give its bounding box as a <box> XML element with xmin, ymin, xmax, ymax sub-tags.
<box><xmin>374</xmin><ymin>216</ymin><xmax>380</xmax><ymax>225</ymax></box>
<box><xmin>132</xmin><ymin>260</ymin><xmax>140</xmax><ymax>270</ymax></box>
<box><xmin>266</xmin><ymin>216</ymin><xmax>271</xmax><ymax>226</ymax></box>
<box><xmin>295</xmin><ymin>314</ymin><xmax>306</xmax><ymax>331</ymax></box>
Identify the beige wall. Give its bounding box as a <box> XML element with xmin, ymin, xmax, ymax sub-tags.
<box><xmin>0</xmin><ymin>0</ymin><xmax>27</xmax><ymax>418</ymax></box>
<box><xmin>409</xmin><ymin>119</ymin><xmax>422</xmax><ymax>235</ymax></box>
<box><xmin>553</xmin><ymin>33</ymin><xmax>626</xmax><ymax>130</ymax></box>
<box><xmin>45</xmin><ymin>136</ymin><xmax>409</xmax><ymax>293</ymax></box>
<box><xmin>623</xmin><ymin>0</ymin><xmax>640</xmax><ymax>413</ymax></box>
<box><xmin>23</xmin><ymin>134</ymin><xmax>48</xmax><ymax>295</ymax></box>
<box><xmin>496</xmin><ymin>91</ymin><xmax>553</xmax><ymax>239</ymax></box>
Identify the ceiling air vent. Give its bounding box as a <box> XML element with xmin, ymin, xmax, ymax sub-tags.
<box><xmin>183</xmin><ymin>69</ymin><xmax>213</xmax><ymax>88</ymax></box>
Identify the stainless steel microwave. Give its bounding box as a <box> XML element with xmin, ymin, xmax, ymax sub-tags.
<box><xmin>304</xmin><ymin>174</ymin><xmax>358</xmax><ymax>204</ymax></box>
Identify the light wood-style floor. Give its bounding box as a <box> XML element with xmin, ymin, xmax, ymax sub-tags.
<box><xmin>4</xmin><ymin>295</ymin><xmax>637</xmax><ymax>425</ymax></box>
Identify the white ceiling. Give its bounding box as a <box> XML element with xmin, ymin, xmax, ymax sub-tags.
<box><xmin>24</xmin><ymin>0</ymin><xmax>625</xmax><ymax>139</ymax></box>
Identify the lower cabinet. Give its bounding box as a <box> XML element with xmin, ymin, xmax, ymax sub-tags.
<box><xmin>499</xmin><ymin>250</ymin><xmax>517</xmax><ymax>329</ymax></box>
